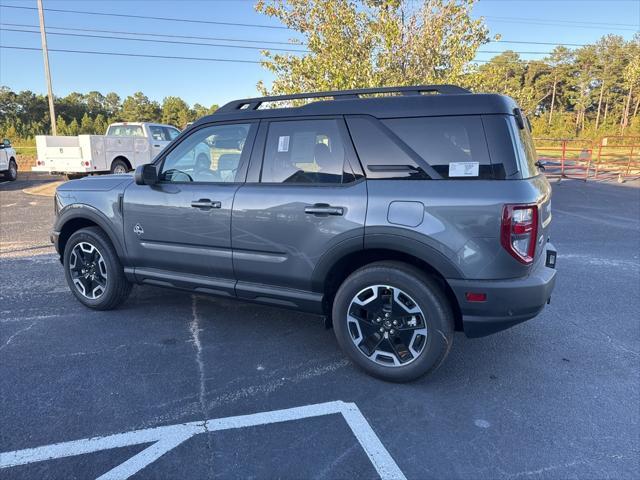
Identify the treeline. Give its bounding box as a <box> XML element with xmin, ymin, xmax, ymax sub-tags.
<box><xmin>466</xmin><ymin>34</ymin><xmax>639</xmax><ymax>139</ymax></box>
<box><xmin>1</xmin><ymin>34</ymin><xmax>638</xmax><ymax>144</ymax></box>
<box><xmin>0</xmin><ymin>89</ymin><xmax>218</xmax><ymax>142</ymax></box>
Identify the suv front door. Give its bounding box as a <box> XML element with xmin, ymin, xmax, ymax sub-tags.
<box><xmin>123</xmin><ymin>122</ymin><xmax>256</xmax><ymax>295</ymax></box>
<box><xmin>232</xmin><ymin>118</ymin><xmax>366</xmax><ymax>310</ymax></box>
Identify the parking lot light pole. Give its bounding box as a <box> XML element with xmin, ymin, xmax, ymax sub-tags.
<box><xmin>37</xmin><ymin>0</ymin><xmax>57</xmax><ymax>136</ymax></box>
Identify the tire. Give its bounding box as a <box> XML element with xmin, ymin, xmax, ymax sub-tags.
<box><xmin>63</xmin><ymin>227</ymin><xmax>132</xmax><ymax>310</ymax></box>
<box><xmin>332</xmin><ymin>261</ymin><xmax>454</xmax><ymax>382</ymax></box>
<box><xmin>6</xmin><ymin>160</ymin><xmax>17</xmax><ymax>181</ymax></box>
<box><xmin>111</xmin><ymin>159</ymin><xmax>129</xmax><ymax>175</ymax></box>
<box><xmin>66</xmin><ymin>173</ymin><xmax>86</xmax><ymax>181</ymax></box>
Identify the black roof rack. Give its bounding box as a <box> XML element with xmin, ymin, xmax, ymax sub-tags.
<box><xmin>216</xmin><ymin>84</ymin><xmax>470</xmax><ymax>113</ymax></box>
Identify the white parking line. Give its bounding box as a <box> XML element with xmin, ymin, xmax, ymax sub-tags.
<box><xmin>0</xmin><ymin>401</ymin><xmax>406</xmax><ymax>480</ymax></box>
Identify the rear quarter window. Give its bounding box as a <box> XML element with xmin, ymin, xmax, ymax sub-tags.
<box><xmin>382</xmin><ymin>116</ymin><xmax>493</xmax><ymax>179</ymax></box>
<box><xmin>511</xmin><ymin>118</ymin><xmax>540</xmax><ymax>178</ymax></box>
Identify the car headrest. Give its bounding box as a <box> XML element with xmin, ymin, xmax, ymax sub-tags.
<box><xmin>313</xmin><ymin>143</ymin><xmax>333</xmax><ymax>169</ymax></box>
<box><xmin>218</xmin><ymin>154</ymin><xmax>240</xmax><ymax>171</ymax></box>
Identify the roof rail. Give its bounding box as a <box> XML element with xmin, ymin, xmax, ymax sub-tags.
<box><xmin>216</xmin><ymin>84</ymin><xmax>470</xmax><ymax>113</ymax></box>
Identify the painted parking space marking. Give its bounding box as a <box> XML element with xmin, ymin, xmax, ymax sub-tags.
<box><xmin>0</xmin><ymin>401</ymin><xmax>406</xmax><ymax>480</ymax></box>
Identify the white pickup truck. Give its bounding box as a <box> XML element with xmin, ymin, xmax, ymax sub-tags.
<box><xmin>0</xmin><ymin>138</ymin><xmax>18</xmax><ymax>181</ymax></box>
<box><xmin>33</xmin><ymin>122</ymin><xmax>180</xmax><ymax>178</ymax></box>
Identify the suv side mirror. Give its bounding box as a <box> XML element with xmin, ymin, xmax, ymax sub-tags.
<box><xmin>135</xmin><ymin>163</ymin><xmax>158</xmax><ymax>185</ymax></box>
<box><xmin>1</xmin><ymin>139</ymin><xmax>9</xmax><ymax>148</ymax></box>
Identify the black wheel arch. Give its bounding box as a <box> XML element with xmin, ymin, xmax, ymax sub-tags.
<box><xmin>313</xmin><ymin>233</ymin><xmax>464</xmax><ymax>331</ymax></box>
<box><xmin>111</xmin><ymin>156</ymin><xmax>132</xmax><ymax>171</ymax></box>
<box><xmin>55</xmin><ymin>205</ymin><xmax>126</xmax><ymax>262</ymax></box>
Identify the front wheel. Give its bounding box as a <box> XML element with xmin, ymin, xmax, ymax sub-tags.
<box><xmin>332</xmin><ymin>261</ymin><xmax>454</xmax><ymax>382</ymax></box>
<box><xmin>63</xmin><ymin>227</ymin><xmax>132</xmax><ymax>310</ymax></box>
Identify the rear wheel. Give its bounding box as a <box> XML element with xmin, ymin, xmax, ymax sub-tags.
<box><xmin>63</xmin><ymin>227</ymin><xmax>132</xmax><ymax>310</ymax></box>
<box><xmin>5</xmin><ymin>160</ymin><xmax>17</xmax><ymax>181</ymax></box>
<box><xmin>111</xmin><ymin>159</ymin><xmax>129</xmax><ymax>175</ymax></box>
<box><xmin>332</xmin><ymin>261</ymin><xmax>454</xmax><ymax>382</ymax></box>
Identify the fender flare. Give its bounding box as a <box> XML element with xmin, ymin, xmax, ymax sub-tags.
<box><xmin>54</xmin><ymin>204</ymin><xmax>126</xmax><ymax>259</ymax></box>
<box><xmin>311</xmin><ymin>228</ymin><xmax>464</xmax><ymax>291</ymax></box>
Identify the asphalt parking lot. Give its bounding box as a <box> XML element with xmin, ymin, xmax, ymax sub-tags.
<box><xmin>1</xmin><ymin>174</ymin><xmax>639</xmax><ymax>479</ymax></box>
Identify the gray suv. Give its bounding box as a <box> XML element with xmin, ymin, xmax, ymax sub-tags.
<box><xmin>52</xmin><ymin>85</ymin><xmax>557</xmax><ymax>382</ymax></box>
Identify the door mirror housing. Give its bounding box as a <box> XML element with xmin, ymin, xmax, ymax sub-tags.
<box><xmin>135</xmin><ymin>163</ymin><xmax>158</xmax><ymax>185</ymax></box>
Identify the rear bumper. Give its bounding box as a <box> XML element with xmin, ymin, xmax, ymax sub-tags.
<box><xmin>448</xmin><ymin>243</ymin><xmax>557</xmax><ymax>338</ymax></box>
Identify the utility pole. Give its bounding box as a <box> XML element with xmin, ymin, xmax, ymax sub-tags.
<box><xmin>37</xmin><ymin>0</ymin><xmax>57</xmax><ymax>135</ymax></box>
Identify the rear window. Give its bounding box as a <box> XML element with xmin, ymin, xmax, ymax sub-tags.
<box><xmin>511</xmin><ymin>119</ymin><xmax>539</xmax><ymax>178</ymax></box>
<box><xmin>107</xmin><ymin>125</ymin><xmax>144</xmax><ymax>137</ymax></box>
<box><xmin>382</xmin><ymin>116</ymin><xmax>493</xmax><ymax>179</ymax></box>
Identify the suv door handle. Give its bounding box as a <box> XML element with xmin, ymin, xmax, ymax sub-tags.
<box><xmin>191</xmin><ymin>199</ymin><xmax>221</xmax><ymax>210</ymax></box>
<box><xmin>304</xmin><ymin>204</ymin><xmax>344</xmax><ymax>216</ymax></box>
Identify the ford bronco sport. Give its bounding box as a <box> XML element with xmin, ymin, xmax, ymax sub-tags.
<box><xmin>52</xmin><ymin>85</ymin><xmax>557</xmax><ymax>382</ymax></box>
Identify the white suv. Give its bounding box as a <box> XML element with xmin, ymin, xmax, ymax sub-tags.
<box><xmin>0</xmin><ymin>138</ymin><xmax>18</xmax><ymax>181</ymax></box>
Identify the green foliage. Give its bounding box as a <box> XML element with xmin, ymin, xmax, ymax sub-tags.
<box><xmin>255</xmin><ymin>0</ymin><xmax>490</xmax><ymax>94</ymax></box>
<box><xmin>0</xmin><ymin>88</ymin><xmax>217</xmax><ymax>145</ymax></box>
<box><xmin>121</xmin><ymin>92</ymin><xmax>162</xmax><ymax>122</ymax></box>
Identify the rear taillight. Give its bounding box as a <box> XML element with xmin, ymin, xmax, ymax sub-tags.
<box><xmin>501</xmin><ymin>204</ymin><xmax>538</xmax><ymax>264</ymax></box>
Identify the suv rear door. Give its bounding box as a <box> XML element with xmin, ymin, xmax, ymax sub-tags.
<box><xmin>232</xmin><ymin>117</ymin><xmax>366</xmax><ymax>310</ymax></box>
<box><xmin>123</xmin><ymin>121</ymin><xmax>257</xmax><ymax>294</ymax></box>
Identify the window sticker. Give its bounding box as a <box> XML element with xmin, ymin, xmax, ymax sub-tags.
<box><xmin>448</xmin><ymin>161</ymin><xmax>479</xmax><ymax>177</ymax></box>
<box><xmin>277</xmin><ymin>135</ymin><xmax>290</xmax><ymax>152</ymax></box>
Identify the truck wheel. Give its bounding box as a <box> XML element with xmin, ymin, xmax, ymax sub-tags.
<box><xmin>111</xmin><ymin>159</ymin><xmax>129</xmax><ymax>175</ymax></box>
<box><xmin>5</xmin><ymin>160</ymin><xmax>17</xmax><ymax>181</ymax></box>
<box><xmin>332</xmin><ymin>261</ymin><xmax>454</xmax><ymax>382</ymax></box>
<box><xmin>63</xmin><ymin>227</ymin><xmax>132</xmax><ymax>310</ymax></box>
<box><xmin>66</xmin><ymin>173</ymin><xmax>86</xmax><ymax>181</ymax></box>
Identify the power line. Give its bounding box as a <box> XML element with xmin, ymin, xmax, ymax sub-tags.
<box><xmin>0</xmin><ymin>45</ymin><xmax>263</xmax><ymax>64</ymax></box>
<box><xmin>0</xmin><ymin>4</ymin><xmax>289</xmax><ymax>30</ymax></box>
<box><xmin>483</xmin><ymin>17</ymin><xmax>638</xmax><ymax>31</ymax></box>
<box><xmin>1</xmin><ymin>43</ymin><xmax>589</xmax><ymax>67</ymax></box>
<box><xmin>1</xmin><ymin>27</ymin><xmax>568</xmax><ymax>56</ymax></box>
<box><xmin>2</xmin><ymin>3</ymin><xmax>634</xmax><ymax>33</ymax></box>
<box><xmin>0</xmin><ymin>22</ymin><xmax>302</xmax><ymax>46</ymax></box>
<box><xmin>0</xmin><ymin>27</ymin><xmax>309</xmax><ymax>53</ymax></box>
<box><xmin>484</xmin><ymin>15</ymin><xmax>638</xmax><ymax>28</ymax></box>
<box><xmin>0</xmin><ymin>44</ymin><xmax>564</xmax><ymax>66</ymax></box>
<box><xmin>0</xmin><ymin>22</ymin><xmax>591</xmax><ymax>49</ymax></box>
<box><xmin>491</xmin><ymin>39</ymin><xmax>587</xmax><ymax>47</ymax></box>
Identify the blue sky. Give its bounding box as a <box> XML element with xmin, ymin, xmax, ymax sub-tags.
<box><xmin>0</xmin><ymin>0</ymin><xmax>638</xmax><ymax>107</ymax></box>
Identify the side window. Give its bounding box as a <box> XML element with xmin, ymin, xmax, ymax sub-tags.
<box><xmin>159</xmin><ymin>123</ymin><xmax>252</xmax><ymax>183</ymax></box>
<box><xmin>261</xmin><ymin>119</ymin><xmax>353</xmax><ymax>184</ymax></box>
<box><xmin>164</xmin><ymin>127</ymin><xmax>181</xmax><ymax>140</ymax></box>
<box><xmin>346</xmin><ymin>116</ymin><xmax>430</xmax><ymax>180</ymax></box>
<box><xmin>148</xmin><ymin>126</ymin><xmax>166</xmax><ymax>141</ymax></box>
<box><xmin>382</xmin><ymin>116</ymin><xmax>493</xmax><ymax>179</ymax></box>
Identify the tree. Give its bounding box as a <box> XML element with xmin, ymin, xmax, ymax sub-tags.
<box><xmin>545</xmin><ymin>46</ymin><xmax>574</xmax><ymax>127</ymax></box>
<box><xmin>161</xmin><ymin>96</ymin><xmax>191</xmax><ymax>128</ymax></box>
<box><xmin>255</xmin><ymin>0</ymin><xmax>490</xmax><ymax>95</ymax></box>
<box><xmin>104</xmin><ymin>92</ymin><xmax>122</xmax><ymax>119</ymax></box>
<box><xmin>86</xmin><ymin>91</ymin><xmax>107</xmax><ymax>117</ymax></box>
<box><xmin>93</xmin><ymin>114</ymin><xmax>108</xmax><ymax>135</ymax></box>
<box><xmin>67</xmin><ymin>118</ymin><xmax>80</xmax><ymax>136</ymax></box>
<box><xmin>121</xmin><ymin>92</ymin><xmax>161</xmax><ymax>122</ymax></box>
<box><xmin>80</xmin><ymin>113</ymin><xmax>94</xmax><ymax>134</ymax></box>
